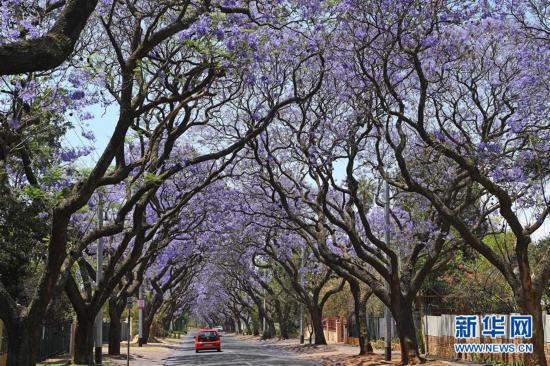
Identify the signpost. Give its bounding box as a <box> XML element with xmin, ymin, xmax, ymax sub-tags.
<box><xmin>127</xmin><ymin>297</ymin><xmax>133</xmax><ymax>366</ymax></box>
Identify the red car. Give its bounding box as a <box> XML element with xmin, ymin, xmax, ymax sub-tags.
<box><xmin>195</xmin><ymin>329</ymin><xmax>222</xmax><ymax>352</ymax></box>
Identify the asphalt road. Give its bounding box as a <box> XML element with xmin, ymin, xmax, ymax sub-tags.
<box><xmin>162</xmin><ymin>330</ymin><xmax>321</xmax><ymax>366</ymax></box>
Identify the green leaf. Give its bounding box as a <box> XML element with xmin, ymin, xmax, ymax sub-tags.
<box><xmin>144</xmin><ymin>172</ymin><xmax>163</xmax><ymax>186</ymax></box>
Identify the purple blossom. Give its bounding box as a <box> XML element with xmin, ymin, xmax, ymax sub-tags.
<box><xmin>7</xmin><ymin>118</ymin><xmax>20</xmax><ymax>129</ymax></box>
<box><xmin>79</xmin><ymin>112</ymin><xmax>94</xmax><ymax>120</ymax></box>
<box><xmin>244</xmin><ymin>74</ymin><xmax>256</xmax><ymax>86</ymax></box>
<box><xmin>70</xmin><ymin>90</ymin><xmax>85</xmax><ymax>100</ymax></box>
<box><xmin>193</xmin><ymin>15</ymin><xmax>211</xmax><ymax>38</ymax></box>
<box><xmin>509</xmin><ymin>118</ymin><xmax>525</xmax><ymax>133</ymax></box>
<box><xmin>59</xmin><ymin>147</ymin><xmax>92</xmax><ymax>162</ymax></box>
<box><xmin>433</xmin><ymin>130</ymin><xmax>445</xmax><ymax>141</ymax></box>
<box><xmin>81</xmin><ymin>130</ymin><xmax>96</xmax><ymax>141</ymax></box>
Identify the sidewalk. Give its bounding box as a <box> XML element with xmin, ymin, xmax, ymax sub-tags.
<box><xmin>103</xmin><ymin>338</ymin><xmax>184</xmax><ymax>366</ymax></box>
<box><xmin>233</xmin><ymin>335</ymin><xmax>489</xmax><ymax>366</ymax></box>
<box><xmin>39</xmin><ymin>338</ymin><xmax>185</xmax><ymax>366</ymax></box>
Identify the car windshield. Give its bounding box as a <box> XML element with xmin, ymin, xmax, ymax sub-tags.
<box><xmin>198</xmin><ymin>332</ymin><xmax>218</xmax><ymax>342</ymax></box>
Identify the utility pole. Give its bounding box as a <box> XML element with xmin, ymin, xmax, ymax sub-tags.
<box><xmin>384</xmin><ymin>179</ymin><xmax>392</xmax><ymax>361</ymax></box>
<box><xmin>95</xmin><ymin>191</ymin><xmax>104</xmax><ymax>364</ymax></box>
<box><xmin>127</xmin><ymin>298</ymin><xmax>132</xmax><ymax>366</ymax></box>
<box><xmin>138</xmin><ymin>286</ymin><xmax>144</xmax><ymax>346</ymax></box>
<box><xmin>299</xmin><ymin>246</ymin><xmax>305</xmax><ymax>344</ymax></box>
<box><xmin>262</xmin><ymin>269</ymin><xmax>266</xmax><ymax>335</ymax></box>
<box><xmin>262</xmin><ymin>297</ymin><xmax>266</xmax><ymax>334</ymax></box>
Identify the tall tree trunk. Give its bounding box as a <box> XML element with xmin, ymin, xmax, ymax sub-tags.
<box><xmin>267</xmin><ymin>317</ymin><xmax>276</xmax><ymax>338</ymax></box>
<box><xmin>349</xmin><ymin>281</ymin><xmax>373</xmax><ymax>355</ymax></box>
<box><xmin>6</xmin><ymin>319</ymin><xmax>39</xmax><ymax>366</ymax></box>
<box><xmin>391</xmin><ymin>296</ymin><xmax>422</xmax><ymax>365</ymax></box>
<box><xmin>278</xmin><ymin>312</ymin><xmax>290</xmax><ymax>340</ymax></box>
<box><xmin>108</xmin><ymin>297</ymin><xmax>124</xmax><ymax>355</ymax></box>
<box><xmin>262</xmin><ymin>316</ymin><xmax>276</xmax><ymax>339</ymax></box>
<box><xmin>243</xmin><ymin>317</ymin><xmax>252</xmax><ymax>335</ymax></box>
<box><xmin>520</xmin><ymin>289</ymin><xmax>547</xmax><ymax>366</ymax></box>
<box><xmin>73</xmin><ymin>315</ymin><xmax>95</xmax><ymax>365</ymax></box>
<box><xmin>274</xmin><ymin>302</ymin><xmax>290</xmax><ymax>339</ymax></box>
<box><xmin>142</xmin><ymin>311</ymin><xmax>154</xmax><ymax>344</ymax></box>
<box><xmin>142</xmin><ymin>296</ymin><xmax>162</xmax><ymax>344</ymax></box>
<box><xmin>235</xmin><ymin>317</ymin><xmax>242</xmax><ymax>334</ymax></box>
<box><xmin>224</xmin><ymin>319</ymin><xmax>234</xmax><ymax>332</ymax></box>
<box><xmin>309</xmin><ymin>305</ymin><xmax>327</xmax><ymax>345</ymax></box>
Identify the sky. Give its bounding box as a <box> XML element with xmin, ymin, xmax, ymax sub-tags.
<box><xmin>63</xmin><ymin>104</ymin><xmax>117</xmax><ymax>166</ymax></box>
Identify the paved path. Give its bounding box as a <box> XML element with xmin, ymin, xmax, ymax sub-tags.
<box><xmin>161</xmin><ymin>330</ymin><xmax>321</xmax><ymax>366</ymax></box>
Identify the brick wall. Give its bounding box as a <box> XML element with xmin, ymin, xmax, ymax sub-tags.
<box><xmin>322</xmin><ymin>316</ymin><xmax>348</xmax><ymax>344</ymax></box>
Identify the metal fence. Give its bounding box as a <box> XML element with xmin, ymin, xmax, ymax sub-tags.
<box><xmin>102</xmin><ymin>321</ymin><xmax>130</xmax><ymax>343</ymax></box>
<box><xmin>347</xmin><ymin>315</ymin><xmax>398</xmax><ymax>340</ymax></box>
<box><xmin>0</xmin><ymin>320</ymin><xmax>131</xmax><ymax>364</ymax></box>
<box><xmin>37</xmin><ymin>321</ymin><xmax>72</xmax><ymax>362</ymax></box>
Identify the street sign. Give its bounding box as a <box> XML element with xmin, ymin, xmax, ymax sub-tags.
<box><xmin>137</xmin><ymin>298</ymin><xmax>145</xmax><ymax>310</ymax></box>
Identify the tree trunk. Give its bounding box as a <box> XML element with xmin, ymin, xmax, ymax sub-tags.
<box><xmin>350</xmin><ymin>282</ymin><xmax>373</xmax><ymax>355</ymax></box>
<box><xmin>108</xmin><ymin>298</ymin><xmax>123</xmax><ymax>355</ymax></box>
<box><xmin>108</xmin><ymin>315</ymin><xmax>121</xmax><ymax>356</ymax></box>
<box><xmin>6</xmin><ymin>320</ymin><xmax>39</xmax><ymax>366</ymax></box>
<box><xmin>309</xmin><ymin>305</ymin><xmax>327</xmax><ymax>345</ymax></box>
<box><xmin>267</xmin><ymin>318</ymin><xmax>276</xmax><ymax>338</ymax></box>
<box><xmin>236</xmin><ymin>317</ymin><xmax>242</xmax><ymax>334</ymax></box>
<box><xmin>73</xmin><ymin>315</ymin><xmax>95</xmax><ymax>365</ymax></box>
<box><xmin>279</xmin><ymin>313</ymin><xmax>290</xmax><ymax>339</ymax></box>
<box><xmin>142</xmin><ymin>296</ymin><xmax>162</xmax><ymax>344</ymax></box>
<box><xmin>520</xmin><ymin>290</ymin><xmax>547</xmax><ymax>366</ymax></box>
<box><xmin>262</xmin><ymin>317</ymin><xmax>276</xmax><ymax>339</ymax></box>
<box><xmin>275</xmin><ymin>303</ymin><xmax>290</xmax><ymax>339</ymax></box>
<box><xmin>391</xmin><ymin>298</ymin><xmax>422</xmax><ymax>365</ymax></box>
<box><xmin>142</xmin><ymin>312</ymin><xmax>154</xmax><ymax>344</ymax></box>
<box><xmin>251</xmin><ymin>314</ymin><xmax>259</xmax><ymax>336</ymax></box>
<box><xmin>243</xmin><ymin>318</ymin><xmax>252</xmax><ymax>335</ymax></box>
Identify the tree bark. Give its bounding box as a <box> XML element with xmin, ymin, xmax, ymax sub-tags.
<box><xmin>108</xmin><ymin>313</ymin><xmax>121</xmax><ymax>356</ymax></box>
<box><xmin>243</xmin><ymin>317</ymin><xmax>252</xmax><ymax>335</ymax></box>
<box><xmin>73</xmin><ymin>315</ymin><xmax>94</xmax><ymax>365</ymax></box>
<box><xmin>142</xmin><ymin>307</ymin><xmax>155</xmax><ymax>344</ymax></box>
<box><xmin>235</xmin><ymin>317</ymin><xmax>242</xmax><ymax>334</ymax></box>
<box><xmin>350</xmin><ymin>281</ymin><xmax>373</xmax><ymax>355</ymax></box>
<box><xmin>391</xmin><ymin>297</ymin><xmax>423</xmax><ymax>365</ymax></box>
<box><xmin>267</xmin><ymin>318</ymin><xmax>276</xmax><ymax>338</ymax></box>
<box><xmin>275</xmin><ymin>302</ymin><xmax>290</xmax><ymax>339</ymax></box>
<box><xmin>309</xmin><ymin>305</ymin><xmax>327</xmax><ymax>345</ymax></box>
<box><xmin>520</xmin><ymin>290</ymin><xmax>547</xmax><ymax>366</ymax></box>
<box><xmin>0</xmin><ymin>0</ymin><xmax>99</xmax><ymax>75</ymax></box>
<box><xmin>6</xmin><ymin>319</ymin><xmax>39</xmax><ymax>366</ymax></box>
<box><xmin>278</xmin><ymin>313</ymin><xmax>290</xmax><ymax>339</ymax></box>
<box><xmin>108</xmin><ymin>297</ymin><xmax>124</xmax><ymax>355</ymax></box>
<box><xmin>142</xmin><ymin>295</ymin><xmax>163</xmax><ymax>344</ymax></box>
<box><xmin>262</xmin><ymin>317</ymin><xmax>276</xmax><ymax>339</ymax></box>
<box><xmin>142</xmin><ymin>317</ymin><xmax>153</xmax><ymax>344</ymax></box>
